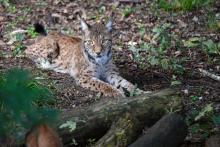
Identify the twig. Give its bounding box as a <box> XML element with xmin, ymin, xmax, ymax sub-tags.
<box><xmin>198</xmin><ymin>68</ymin><xmax>220</xmax><ymax>82</ymax></box>
<box><xmin>9</xmin><ymin>29</ymin><xmax>28</xmax><ymax>36</ymax></box>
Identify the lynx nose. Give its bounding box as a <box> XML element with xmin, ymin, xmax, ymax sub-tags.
<box><xmin>96</xmin><ymin>52</ymin><xmax>101</xmax><ymax>57</ymax></box>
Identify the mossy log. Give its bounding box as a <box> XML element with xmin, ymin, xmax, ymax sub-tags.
<box><xmin>94</xmin><ymin>113</ymin><xmax>141</xmax><ymax>147</ymax></box>
<box><xmin>58</xmin><ymin>89</ymin><xmax>181</xmax><ymax>146</ymax></box>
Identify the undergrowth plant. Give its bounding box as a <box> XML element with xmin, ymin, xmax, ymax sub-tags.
<box><xmin>186</xmin><ymin>103</ymin><xmax>220</xmax><ymax>139</ymax></box>
<box><xmin>0</xmin><ymin>0</ymin><xmax>17</xmax><ymax>13</ymax></box>
<box><xmin>156</xmin><ymin>0</ymin><xmax>214</xmax><ymax>11</ymax></box>
<box><xmin>183</xmin><ymin>37</ymin><xmax>220</xmax><ymax>62</ymax></box>
<box><xmin>129</xmin><ymin>23</ymin><xmax>184</xmax><ymax>74</ymax></box>
<box><xmin>129</xmin><ymin>23</ymin><xmax>219</xmax><ymax>74</ymax></box>
<box><xmin>207</xmin><ymin>13</ymin><xmax>219</xmax><ymax>31</ymax></box>
<box><xmin>12</xmin><ymin>33</ymin><xmax>25</xmax><ymax>56</ymax></box>
<box><xmin>122</xmin><ymin>6</ymin><xmax>135</xmax><ymax>17</ymax></box>
<box><xmin>0</xmin><ymin>68</ymin><xmax>58</xmax><ymax>142</ymax></box>
<box><xmin>27</xmin><ymin>26</ymin><xmax>38</xmax><ymax>38</ymax></box>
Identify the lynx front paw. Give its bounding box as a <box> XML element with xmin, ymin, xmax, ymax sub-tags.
<box><xmin>103</xmin><ymin>87</ymin><xmax>125</xmax><ymax>98</ymax></box>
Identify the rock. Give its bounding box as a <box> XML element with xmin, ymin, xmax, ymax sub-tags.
<box><xmin>192</xmin><ymin>16</ymin><xmax>198</xmax><ymax>22</ymax></box>
<box><xmin>205</xmin><ymin>135</ymin><xmax>220</xmax><ymax>147</ymax></box>
<box><xmin>68</xmin><ymin>15</ymin><xmax>74</xmax><ymax>20</ymax></box>
<box><xmin>177</xmin><ymin>19</ymin><xmax>187</xmax><ymax>28</ymax></box>
<box><xmin>63</xmin><ymin>8</ymin><xmax>68</xmax><ymax>14</ymax></box>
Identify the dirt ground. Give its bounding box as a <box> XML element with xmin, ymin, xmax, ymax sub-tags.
<box><xmin>0</xmin><ymin>0</ymin><xmax>220</xmax><ymax>146</ymax></box>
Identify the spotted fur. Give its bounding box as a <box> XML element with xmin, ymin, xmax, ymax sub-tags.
<box><xmin>25</xmin><ymin>17</ymin><xmax>145</xmax><ymax>97</ymax></box>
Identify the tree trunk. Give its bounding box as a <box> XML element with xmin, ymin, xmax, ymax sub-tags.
<box><xmin>58</xmin><ymin>88</ymin><xmax>181</xmax><ymax>146</ymax></box>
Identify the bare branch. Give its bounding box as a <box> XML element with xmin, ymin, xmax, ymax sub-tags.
<box><xmin>198</xmin><ymin>68</ymin><xmax>220</xmax><ymax>82</ymax></box>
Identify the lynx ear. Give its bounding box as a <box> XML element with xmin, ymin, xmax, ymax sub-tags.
<box><xmin>78</xmin><ymin>16</ymin><xmax>89</xmax><ymax>32</ymax></box>
<box><xmin>106</xmin><ymin>17</ymin><xmax>112</xmax><ymax>32</ymax></box>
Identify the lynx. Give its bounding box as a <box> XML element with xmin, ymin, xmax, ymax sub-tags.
<box><xmin>25</xmin><ymin>16</ymin><xmax>145</xmax><ymax>97</ymax></box>
<box><xmin>25</xmin><ymin>124</ymin><xmax>62</xmax><ymax>147</ymax></box>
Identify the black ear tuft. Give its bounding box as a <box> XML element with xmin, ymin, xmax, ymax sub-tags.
<box><xmin>77</xmin><ymin>15</ymin><xmax>90</xmax><ymax>33</ymax></box>
<box><xmin>33</xmin><ymin>23</ymin><xmax>47</xmax><ymax>36</ymax></box>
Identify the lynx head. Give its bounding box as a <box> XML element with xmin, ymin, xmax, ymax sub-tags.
<box><xmin>80</xmin><ymin>17</ymin><xmax>113</xmax><ymax>63</ymax></box>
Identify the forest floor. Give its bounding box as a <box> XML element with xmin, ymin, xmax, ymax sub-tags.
<box><xmin>0</xmin><ymin>0</ymin><xmax>220</xmax><ymax>146</ymax></box>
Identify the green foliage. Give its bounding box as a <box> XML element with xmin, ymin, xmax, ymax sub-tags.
<box><xmin>190</xmin><ymin>95</ymin><xmax>200</xmax><ymax>102</ymax></box>
<box><xmin>129</xmin><ymin>23</ymin><xmax>184</xmax><ymax>73</ymax></box>
<box><xmin>194</xmin><ymin>104</ymin><xmax>213</xmax><ymax>121</ymax></box>
<box><xmin>212</xmin><ymin>115</ymin><xmax>220</xmax><ymax>126</ymax></box>
<box><xmin>0</xmin><ymin>68</ymin><xmax>58</xmax><ymax>141</ymax></box>
<box><xmin>171</xmin><ymin>75</ymin><xmax>181</xmax><ymax>86</ymax></box>
<box><xmin>35</xmin><ymin>0</ymin><xmax>47</xmax><ymax>8</ymax></box>
<box><xmin>129</xmin><ymin>85</ymin><xmax>143</xmax><ymax>97</ymax></box>
<box><xmin>183</xmin><ymin>37</ymin><xmax>201</xmax><ymax>48</ymax></box>
<box><xmin>139</xmin><ymin>24</ymin><xmax>146</xmax><ymax>39</ymax></box>
<box><xmin>185</xmin><ymin>103</ymin><xmax>219</xmax><ymax>139</ymax></box>
<box><xmin>12</xmin><ymin>33</ymin><xmax>25</xmax><ymax>56</ymax></box>
<box><xmin>59</xmin><ymin>120</ymin><xmax>78</xmax><ymax>145</ymax></box>
<box><xmin>122</xmin><ymin>6</ymin><xmax>134</xmax><ymax>17</ymax></box>
<box><xmin>207</xmin><ymin>13</ymin><xmax>219</xmax><ymax>30</ymax></box>
<box><xmin>27</xmin><ymin>26</ymin><xmax>38</xmax><ymax>38</ymax></box>
<box><xmin>183</xmin><ymin>37</ymin><xmax>220</xmax><ymax>59</ymax></box>
<box><xmin>87</xmin><ymin>138</ymin><xmax>96</xmax><ymax>146</ymax></box>
<box><xmin>157</xmin><ymin>0</ymin><xmax>213</xmax><ymax>11</ymax></box>
<box><xmin>59</xmin><ymin>120</ymin><xmax>76</xmax><ymax>132</ymax></box>
<box><xmin>5</xmin><ymin>22</ymin><xmax>16</xmax><ymax>32</ymax></box>
<box><xmin>202</xmin><ymin>39</ymin><xmax>220</xmax><ymax>55</ymax></box>
<box><xmin>0</xmin><ymin>0</ymin><xmax>17</xmax><ymax>13</ymax></box>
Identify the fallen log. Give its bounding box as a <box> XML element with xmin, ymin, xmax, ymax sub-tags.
<box><xmin>129</xmin><ymin>113</ymin><xmax>187</xmax><ymax>147</ymax></box>
<box><xmin>94</xmin><ymin>113</ymin><xmax>141</xmax><ymax>147</ymax></box>
<box><xmin>58</xmin><ymin>88</ymin><xmax>181</xmax><ymax>146</ymax></box>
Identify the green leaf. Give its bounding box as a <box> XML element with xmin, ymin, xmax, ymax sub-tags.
<box><xmin>15</xmin><ymin>33</ymin><xmax>24</xmax><ymax>42</ymax></box>
<box><xmin>149</xmin><ymin>56</ymin><xmax>159</xmax><ymax>65</ymax></box>
<box><xmin>183</xmin><ymin>37</ymin><xmax>201</xmax><ymax>48</ymax></box>
<box><xmin>161</xmin><ymin>59</ymin><xmax>169</xmax><ymax>70</ymax></box>
<box><xmin>202</xmin><ymin>39</ymin><xmax>218</xmax><ymax>54</ymax></box>
<box><xmin>195</xmin><ymin>104</ymin><xmax>213</xmax><ymax>121</ymax></box>
<box><xmin>190</xmin><ymin>95</ymin><xmax>199</xmax><ymax>102</ymax></box>
<box><xmin>212</xmin><ymin>115</ymin><xmax>220</xmax><ymax>125</ymax></box>
<box><xmin>171</xmin><ymin>80</ymin><xmax>181</xmax><ymax>86</ymax></box>
<box><xmin>59</xmin><ymin>120</ymin><xmax>76</xmax><ymax>132</ymax></box>
<box><xmin>189</xmin><ymin>123</ymin><xmax>200</xmax><ymax>134</ymax></box>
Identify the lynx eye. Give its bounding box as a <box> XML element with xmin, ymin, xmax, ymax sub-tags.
<box><xmin>85</xmin><ymin>40</ymin><xmax>94</xmax><ymax>46</ymax></box>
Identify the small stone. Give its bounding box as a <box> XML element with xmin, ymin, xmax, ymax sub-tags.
<box><xmin>192</xmin><ymin>16</ymin><xmax>198</xmax><ymax>22</ymax></box>
<box><xmin>182</xmin><ymin>89</ymin><xmax>189</xmax><ymax>95</ymax></box>
<box><xmin>63</xmin><ymin>9</ymin><xmax>68</xmax><ymax>14</ymax></box>
<box><xmin>177</xmin><ymin>19</ymin><xmax>187</xmax><ymax>28</ymax></box>
<box><xmin>68</xmin><ymin>15</ymin><xmax>74</xmax><ymax>20</ymax></box>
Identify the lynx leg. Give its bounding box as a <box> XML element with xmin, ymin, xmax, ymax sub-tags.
<box><xmin>106</xmin><ymin>72</ymin><xmax>148</xmax><ymax>95</ymax></box>
<box><xmin>77</xmin><ymin>74</ymin><xmax>125</xmax><ymax>97</ymax></box>
<box><xmin>106</xmin><ymin>72</ymin><xmax>135</xmax><ymax>91</ymax></box>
